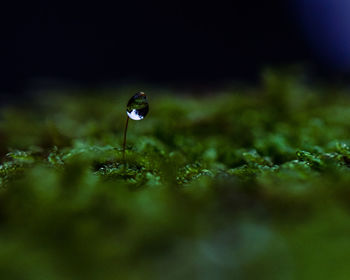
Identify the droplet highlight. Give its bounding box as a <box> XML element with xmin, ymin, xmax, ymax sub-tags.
<box><xmin>126</xmin><ymin>92</ymin><xmax>149</xmax><ymax>120</ymax></box>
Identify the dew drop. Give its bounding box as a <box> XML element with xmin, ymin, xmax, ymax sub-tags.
<box><xmin>126</xmin><ymin>92</ymin><xmax>149</xmax><ymax>120</ymax></box>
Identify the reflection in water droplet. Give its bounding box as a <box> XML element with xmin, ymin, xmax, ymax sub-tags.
<box><xmin>126</xmin><ymin>92</ymin><xmax>149</xmax><ymax>120</ymax></box>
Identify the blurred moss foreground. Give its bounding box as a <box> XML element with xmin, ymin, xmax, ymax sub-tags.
<box><xmin>2</xmin><ymin>71</ymin><xmax>350</xmax><ymax>279</ymax></box>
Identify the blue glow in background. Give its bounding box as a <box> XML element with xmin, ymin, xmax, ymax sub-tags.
<box><xmin>297</xmin><ymin>0</ymin><xmax>350</xmax><ymax>70</ymax></box>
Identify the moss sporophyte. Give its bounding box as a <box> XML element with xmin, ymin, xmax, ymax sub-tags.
<box><xmin>122</xmin><ymin>92</ymin><xmax>149</xmax><ymax>162</ymax></box>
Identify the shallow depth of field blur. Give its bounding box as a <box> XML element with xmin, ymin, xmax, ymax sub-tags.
<box><xmin>1</xmin><ymin>70</ymin><xmax>350</xmax><ymax>279</ymax></box>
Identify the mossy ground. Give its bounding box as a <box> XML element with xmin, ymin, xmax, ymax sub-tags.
<box><xmin>1</xmin><ymin>71</ymin><xmax>350</xmax><ymax>279</ymax></box>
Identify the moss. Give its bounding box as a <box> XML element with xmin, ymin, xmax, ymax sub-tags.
<box><xmin>1</xmin><ymin>72</ymin><xmax>350</xmax><ymax>279</ymax></box>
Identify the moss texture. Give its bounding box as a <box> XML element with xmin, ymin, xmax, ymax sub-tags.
<box><xmin>1</xmin><ymin>71</ymin><xmax>350</xmax><ymax>279</ymax></box>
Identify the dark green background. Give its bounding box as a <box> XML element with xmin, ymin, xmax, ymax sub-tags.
<box><xmin>1</xmin><ymin>71</ymin><xmax>350</xmax><ymax>279</ymax></box>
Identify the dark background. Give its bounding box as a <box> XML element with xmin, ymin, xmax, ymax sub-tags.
<box><xmin>1</xmin><ymin>1</ymin><xmax>346</xmax><ymax>94</ymax></box>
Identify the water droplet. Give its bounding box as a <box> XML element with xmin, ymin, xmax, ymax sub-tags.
<box><xmin>126</xmin><ymin>92</ymin><xmax>149</xmax><ymax>120</ymax></box>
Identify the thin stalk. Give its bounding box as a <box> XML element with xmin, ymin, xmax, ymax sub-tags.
<box><xmin>122</xmin><ymin>116</ymin><xmax>129</xmax><ymax>163</ymax></box>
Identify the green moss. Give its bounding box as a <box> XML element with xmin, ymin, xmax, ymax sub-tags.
<box><xmin>1</xmin><ymin>71</ymin><xmax>350</xmax><ymax>279</ymax></box>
